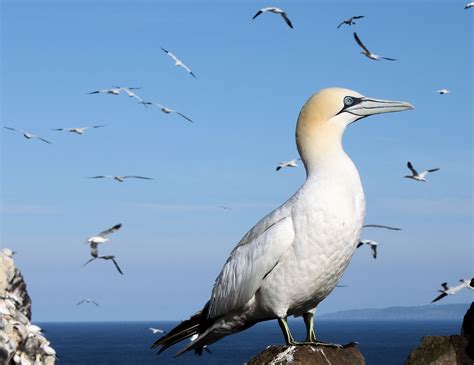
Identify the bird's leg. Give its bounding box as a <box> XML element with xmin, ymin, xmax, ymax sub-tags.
<box><xmin>303</xmin><ymin>312</ymin><xmax>317</xmax><ymax>342</ymax></box>
<box><xmin>278</xmin><ymin>317</ymin><xmax>298</xmax><ymax>345</ymax></box>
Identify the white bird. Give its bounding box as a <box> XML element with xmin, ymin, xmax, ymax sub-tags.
<box><xmin>337</xmin><ymin>16</ymin><xmax>365</xmax><ymax>29</ymax></box>
<box><xmin>87</xmin><ymin>86</ymin><xmax>139</xmax><ymax>96</ymax></box>
<box><xmin>86</xmin><ymin>223</ymin><xmax>122</xmax><ymax>246</ymax></box>
<box><xmin>87</xmin><ymin>175</ymin><xmax>154</xmax><ymax>182</ymax></box>
<box><xmin>41</xmin><ymin>341</ymin><xmax>56</xmax><ymax>357</ymax></box>
<box><xmin>353</xmin><ymin>32</ymin><xmax>396</xmax><ymax>61</ymax></box>
<box><xmin>151</xmin><ymin>87</ymin><xmax>413</xmax><ymax>356</ymax></box>
<box><xmin>77</xmin><ymin>298</ymin><xmax>100</xmax><ymax>307</ymax></box>
<box><xmin>276</xmin><ymin>159</ymin><xmax>300</xmax><ymax>171</ymax></box>
<box><xmin>356</xmin><ymin>240</ymin><xmax>378</xmax><ymax>259</ymax></box>
<box><xmin>52</xmin><ymin>125</ymin><xmax>106</xmax><ymax>135</ymax></box>
<box><xmin>431</xmin><ymin>279</ymin><xmax>474</xmax><ymax>303</ymax></box>
<box><xmin>218</xmin><ymin>205</ymin><xmax>232</xmax><ymax>211</ymax></box>
<box><xmin>363</xmin><ymin>224</ymin><xmax>401</xmax><ymax>231</ymax></box>
<box><xmin>149</xmin><ymin>327</ymin><xmax>166</xmax><ymax>334</ymax></box>
<box><xmin>161</xmin><ymin>48</ymin><xmax>196</xmax><ymax>78</ymax></box>
<box><xmin>404</xmin><ymin>161</ymin><xmax>440</xmax><ymax>182</ymax></box>
<box><xmin>139</xmin><ymin>102</ymin><xmax>194</xmax><ymax>123</ymax></box>
<box><xmin>120</xmin><ymin>87</ymin><xmax>144</xmax><ymax>102</ymax></box>
<box><xmin>465</xmin><ymin>2</ymin><xmax>474</xmax><ymax>9</ymax></box>
<box><xmin>252</xmin><ymin>7</ymin><xmax>293</xmax><ymax>29</ymax></box>
<box><xmin>4</xmin><ymin>127</ymin><xmax>52</xmax><ymax>144</ymax></box>
<box><xmin>436</xmin><ymin>89</ymin><xmax>450</xmax><ymax>95</ymax></box>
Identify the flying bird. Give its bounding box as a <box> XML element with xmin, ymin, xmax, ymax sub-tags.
<box><xmin>82</xmin><ymin>255</ymin><xmax>124</xmax><ymax>275</ymax></box>
<box><xmin>77</xmin><ymin>298</ymin><xmax>100</xmax><ymax>307</ymax></box>
<box><xmin>139</xmin><ymin>102</ymin><xmax>194</xmax><ymax>123</ymax></box>
<box><xmin>337</xmin><ymin>16</ymin><xmax>364</xmax><ymax>28</ymax></box>
<box><xmin>353</xmin><ymin>32</ymin><xmax>396</xmax><ymax>61</ymax></box>
<box><xmin>120</xmin><ymin>87</ymin><xmax>144</xmax><ymax>102</ymax></box>
<box><xmin>357</xmin><ymin>240</ymin><xmax>378</xmax><ymax>259</ymax></box>
<box><xmin>151</xmin><ymin>88</ymin><xmax>413</xmax><ymax>356</ymax></box>
<box><xmin>218</xmin><ymin>205</ymin><xmax>232</xmax><ymax>211</ymax></box>
<box><xmin>252</xmin><ymin>7</ymin><xmax>293</xmax><ymax>29</ymax></box>
<box><xmin>4</xmin><ymin>127</ymin><xmax>52</xmax><ymax>144</ymax></box>
<box><xmin>436</xmin><ymin>89</ymin><xmax>450</xmax><ymax>95</ymax></box>
<box><xmin>431</xmin><ymin>279</ymin><xmax>474</xmax><ymax>303</ymax></box>
<box><xmin>87</xmin><ymin>175</ymin><xmax>153</xmax><ymax>182</ymax></box>
<box><xmin>52</xmin><ymin>125</ymin><xmax>106</xmax><ymax>135</ymax></box>
<box><xmin>86</xmin><ymin>223</ymin><xmax>122</xmax><ymax>246</ymax></box>
<box><xmin>404</xmin><ymin>161</ymin><xmax>439</xmax><ymax>182</ymax></box>
<box><xmin>161</xmin><ymin>48</ymin><xmax>196</xmax><ymax>78</ymax></box>
<box><xmin>465</xmin><ymin>2</ymin><xmax>474</xmax><ymax>9</ymax></box>
<box><xmin>363</xmin><ymin>224</ymin><xmax>401</xmax><ymax>231</ymax></box>
<box><xmin>87</xmin><ymin>86</ymin><xmax>140</xmax><ymax>96</ymax></box>
<box><xmin>149</xmin><ymin>328</ymin><xmax>166</xmax><ymax>334</ymax></box>
<box><xmin>276</xmin><ymin>159</ymin><xmax>300</xmax><ymax>171</ymax></box>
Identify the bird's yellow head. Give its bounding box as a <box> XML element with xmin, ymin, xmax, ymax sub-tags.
<box><xmin>296</xmin><ymin>87</ymin><xmax>414</xmax><ymax>170</ymax></box>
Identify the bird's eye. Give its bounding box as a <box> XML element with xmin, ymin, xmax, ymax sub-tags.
<box><xmin>344</xmin><ymin>96</ymin><xmax>354</xmax><ymax>106</ymax></box>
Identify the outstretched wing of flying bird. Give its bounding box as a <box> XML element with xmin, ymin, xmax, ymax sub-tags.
<box><xmin>82</xmin><ymin>257</ymin><xmax>97</xmax><ymax>267</ymax></box>
<box><xmin>441</xmin><ymin>282</ymin><xmax>449</xmax><ymax>290</ymax></box>
<box><xmin>353</xmin><ymin>32</ymin><xmax>371</xmax><ymax>54</ymax></box>
<box><xmin>97</xmin><ymin>223</ymin><xmax>122</xmax><ymax>237</ymax></box>
<box><xmin>363</xmin><ymin>224</ymin><xmax>401</xmax><ymax>231</ymax></box>
<box><xmin>280</xmin><ymin>12</ymin><xmax>293</xmax><ymax>28</ymax></box>
<box><xmin>110</xmin><ymin>257</ymin><xmax>124</xmax><ymax>275</ymax></box>
<box><xmin>431</xmin><ymin>292</ymin><xmax>447</xmax><ymax>303</ymax></box>
<box><xmin>407</xmin><ymin>162</ymin><xmax>418</xmax><ymax>175</ymax></box>
<box><xmin>356</xmin><ymin>241</ymin><xmax>364</xmax><ymax>248</ymax></box>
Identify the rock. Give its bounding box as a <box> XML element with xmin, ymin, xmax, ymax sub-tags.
<box><xmin>247</xmin><ymin>344</ymin><xmax>366</xmax><ymax>365</ymax></box>
<box><xmin>405</xmin><ymin>302</ymin><xmax>474</xmax><ymax>365</ymax></box>
<box><xmin>0</xmin><ymin>248</ymin><xmax>56</xmax><ymax>365</ymax></box>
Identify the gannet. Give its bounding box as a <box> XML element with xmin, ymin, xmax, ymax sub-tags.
<box><xmin>87</xmin><ymin>86</ymin><xmax>140</xmax><ymax>96</ymax></box>
<box><xmin>149</xmin><ymin>327</ymin><xmax>166</xmax><ymax>334</ymax></box>
<box><xmin>52</xmin><ymin>125</ymin><xmax>106</xmax><ymax>135</ymax></box>
<box><xmin>465</xmin><ymin>2</ymin><xmax>474</xmax><ymax>9</ymax></box>
<box><xmin>431</xmin><ymin>279</ymin><xmax>474</xmax><ymax>303</ymax></box>
<box><xmin>404</xmin><ymin>161</ymin><xmax>439</xmax><ymax>182</ymax></box>
<box><xmin>120</xmin><ymin>87</ymin><xmax>144</xmax><ymax>102</ymax></box>
<box><xmin>151</xmin><ymin>87</ymin><xmax>413</xmax><ymax>356</ymax></box>
<box><xmin>87</xmin><ymin>175</ymin><xmax>154</xmax><ymax>182</ymax></box>
<box><xmin>353</xmin><ymin>32</ymin><xmax>396</xmax><ymax>61</ymax></box>
<box><xmin>86</xmin><ymin>223</ymin><xmax>122</xmax><ymax>246</ymax></box>
<box><xmin>363</xmin><ymin>224</ymin><xmax>401</xmax><ymax>231</ymax></box>
<box><xmin>436</xmin><ymin>89</ymin><xmax>450</xmax><ymax>95</ymax></box>
<box><xmin>276</xmin><ymin>159</ymin><xmax>300</xmax><ymax>171</ymax></box>
<box><xmin>252</xmin><ymin>7</ymin><xmax>293</xmax><ymax>29</ymax></box>
<box><xmin>139</xmin><ymin>101</ymin><xmax>194</xmax><ymax>123</ymax></box>
<box><xmin>4</xmin><ymin>127</ymin><xmax>52</xmax><ymax>144</ymax></box>
<box><xmin>82</xmin><ymin>255</ymin><xmax>124</xmax><ymax>275</ymax></box>
<box><xmin>77</xmin><ymin>298</ymin><xmax>100</xmax><ymax>307</ymax></box>
<box><xmin>161</xmin><ymin>48</ymin><xmax>196</xmax><ymax>78</ymax></box>
<box><xmin>337</xmin><ymin>16</ymin><xmax>365</xmax><ymax>29</ymax></box>
<box><xmin>356</xmin><ymin>240</ymin><xmax>378</xmax><ymax>259</ymax></box>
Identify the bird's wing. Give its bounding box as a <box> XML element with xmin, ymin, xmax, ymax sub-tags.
<box><xmin>97</xmin><ymin>223</ymin><xmax>122</xmax><ymax>237</ymax></box>
<box><xmin>356</xmin><ymin>241</ymin><xmax>364</xmax><ymax>248</ymax></box>
<box><xmin>176</xmin><ymin>112</ymin><xmax>194</xmax><ymax>123</ymax></box>
<box><xmin>90</xmin><ymin>243</ymin><xmax>99</xmax><ymax>258</ymax></box>
<box><xmin>4</xmin><ymin>127</ymin><xmax>22</xmax><ymax>134</ymax></box>
<box><xmin>37</xmin><ymin>137</ymin><xmax>52</xmax><ymax>144</ymax></box>
<box><xmin>353</xmin><ymin>16</ymin><xmax>365</xmax><ymax>19</ymax></box>
<box><xmin>77</xmin><ymin>300</ymin><xmax>85</xmax><ymax>305</ymax></box>
<box><xmin>407</xmin><ymin>162</ymin><xmax>418</xmax><ymax>175</ymax></box>
<box><xmin>92</xmin><ymin>301</ymin><xmax>100</xmax><ymax>307</ymax></box>
<box><xmin>81</xmin><ymin>257</ymin><xmax>97</xmax><ymax>267</ymax></box>
<box><xmin>161</xmin><ymin>47</ymin><xmax>179</xmax><ymax>62</ymax></box>
<box><xmin>336</xmin><ymin>21</ymin><xmax>345</xmax><ymax>29</ymax></box>
<box><xmin>427</xmin><ymin>168</ymin><xmax>440</xmax><ymax>173</ymax></box>
<box><xmin>441</xmin><ymin>282</ymin><xmax>449</xmax><ymax>290</ymax></box>
<box><xmin>92</xmin><ymin>125</ymin><xmax>106</xmax><ymax>129</ymax></box>
<box><xmin>87</xmin><ymin>176</ymin><xmax>108</xmax><ymax>179</ymax></box>
<box><xmin>363</xmin><ymin>224</ymin><xmax>401</xmax><ymax>231</ymax></box>
<box><xmin>110</xmin><ymin>258</ymin><xmax>124</xmax><ymax>275</ymax></box>
<box><xmin>371</xmin><ymin>245</ymin><xmax>377</xmax><ymax>259</ymax></box>
<box><xmin>208</xmin><ymin>214</ymin><xmax>294</xmax><ymax>319</ymax></box>
<box><xmin>280</xmin><ymin>12</ymin><xmax>293</xmax><ymax>28</ymax></box>
<box><xmin>123</xmin><ymin>176</ymin><xmax>153</xmax><ymax>180</ymax></box>
<box><xmin>52</xmin><ymin>128</ymin><xmax>65</xmax><ymax>131</ymax></box>
<box><xmin>353</xmin><ymin>32</ymin><xmax>371</xmax><ymax>53</ymax></box>
<box><xmin>431</xmin><ymin>292</ymin><xmax>447</xmax><ymax>303</ymax></box>
<box><xmin>252</xmin><ymin>10</ymin><xmax>263</xmax><ymax>19</ymax></box>
<box><xmin>380</xmin><ymin>57</ymin><xmax>397</xmax><ymax>61</ymax></box>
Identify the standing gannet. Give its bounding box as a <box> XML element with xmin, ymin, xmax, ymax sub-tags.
<box><xmin>252</xmin><ymin>7</ymin><xmax>294</xmax><ymax>29</ymax></box>
<box><xmin>337</xmin><ymin>16</ymin><xmax>365</xmax><ymax>29</ymax></box>
<box><xmin>431</xmin><ymin>279</ymin><xmax>474</xmax><ymax>303</ymax></box>
<box><xmin>276</xmin><ymin>159</ymin><xmax>300</xmax><ymax>171</ymax></box>
<box><xmin>151</xmin><ymin>87</ymin><xmax>413</xmax><ymax>356</ymax></box>
<box><xmin>353</xmin><ymin>32</ymin><xmax>396</xmax><ymax>61</ymax></box>
<box><xmin>404</xmin><ymin>161</ymin><xmax>439</xmax><ymax>182</ymax></box>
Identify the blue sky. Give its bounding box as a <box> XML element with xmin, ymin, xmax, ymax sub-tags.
<box><xmin>1</xmin><ymin>0</ymin><xmax>472</xmax><ymax>322</ymax></box>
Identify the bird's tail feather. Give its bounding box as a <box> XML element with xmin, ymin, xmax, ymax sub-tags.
<box><xmin>151</xmin><ymin>310</ymin><xmax>203</xmax><ymax>355</ymax></box>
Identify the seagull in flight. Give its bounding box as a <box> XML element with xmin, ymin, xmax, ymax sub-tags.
<box><xmin>252</xmin><ymin>7</ymin><xmax>293</xmax><ymax>29</ymax></box>
<box><xmin>357</xmin><ymin>240</ymin><xmax>378</xmax><ymax>259</ymax></box>
<box><xmin>431</xmin><ymin>279</ymin><xmax>474</xmax><ymax>303</ymax></box>
<box><xmin>86</xmin><ymin>223</ymin><xmax>122</xmax><ymax>246</ymax></box>
<box><xmin>465</xmin><ymin>2</ymin><xmax>474</xmax><ymax>9</ymax></box>
<box><xmin>151</xmin><ymin>88</ymin><xmax>413</xmax><ymax>356</ymax></box>
<box><xmin>161</xmin><ymin>48</ymin><xmax>196</xmax><ymax>78</ymax></box>
<box><xmin>337</xmin><ymin>16</ymin><xmax>365</xmax><ymax>28</ymax></box>
<box><xmin>149</xmin><ymin>328</ymin><xmax>166</xmax><ymax>334</ymax></box>
<box><xmin>404</xmin><ymin>161</ymin><xmax>440</xmax><ymax>182</ymax></box>
<box><xmin>436</xmin><ymin>89</ymin><xmax>450</xmax><ymax>95</ymax></box>
<box><xmin>52</xmin><ymin>125</ymin><xmax>106</xmax><ymax>135</ymax></box>
<box><xmin>276</xmin><ymin>159</ymin><xmax>300</xmax><ymax>171</ymax></box>
<box><xmin>77</xmin><ymin>298</ymin><xmax>100</xmax><ymax>307</ymax></box>
<box><xmin>353</xmin><ymin>32</ymin><xmax>396</xmax><ymax>61</ymax></box>
<box><xmin>87</xmin><ymin>175</ymin><xmax>154</xmax><ymax>182</ymax></box>
<box><xmin>363</xmin><ymin>224</ymin><xmax>401</xmax><ymax>231</ymax></box>
<box><xmin>139</xmin><ymin>102</ymin><xmax>194</xmax><ymax>123</ymax></box>
<box><xmin>82</xmin><ymin>255</ymin><xmax>124</xmax><ymax>275</ymax></box>
<box><xmin>4</xmin><ymin>127</ymin><xmax>52</xmax><ymax>144</ymax></box>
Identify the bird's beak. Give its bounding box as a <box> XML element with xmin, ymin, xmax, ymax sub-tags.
<box><xmin>346</xmin><ymin>97</ymin><xmax>414</xmax><ymax>117</ymax></box>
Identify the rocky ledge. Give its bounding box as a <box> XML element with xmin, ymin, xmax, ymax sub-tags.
<box><xmin>0</xmin><ymin>248</ymin><xmax>56</xmax><ymax>365</ymax></box>
<box><xmin>247</xmin><ymin>343</ymin><xmax>365</xmax><ymax>365</ymax></box>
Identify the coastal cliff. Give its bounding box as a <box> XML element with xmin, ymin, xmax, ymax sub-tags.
<box><xmin>0</xmin><ymin>248</ymin><xmax>56</xmax><ymax>365</ymax></box>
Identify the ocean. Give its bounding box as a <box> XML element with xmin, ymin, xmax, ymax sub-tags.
<box><xmin>40</xmin><ymin>319</ymin><xmax>461</xmax><ymax>364</ymax></box>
